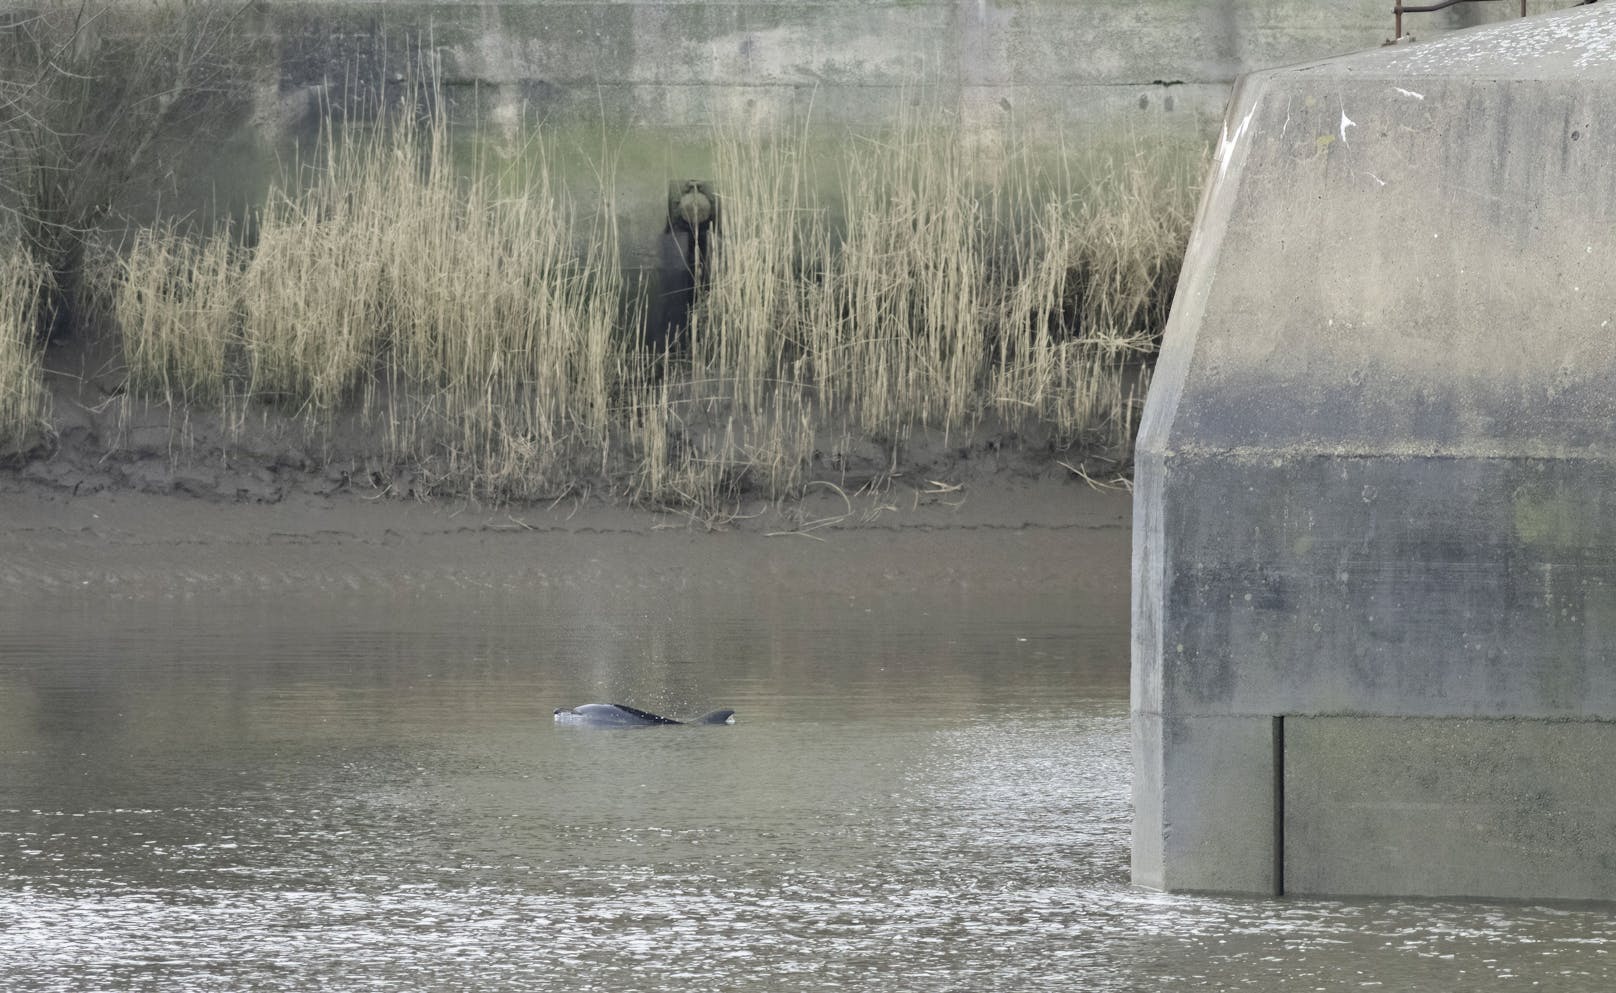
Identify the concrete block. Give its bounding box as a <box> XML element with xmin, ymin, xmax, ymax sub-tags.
<box><xmin>1285</xmin><ymin>716</ymin><xmax>1616</xmax><ymax>900</ymax></box>
<box><xmin>1155</xmin><ymin>455</ymin><xmax>1616</xmax><ymax>720</ymax></box>
<box><xmin>1134</xmin><ymin>712</ymin><xmax>1279</xmax><ymax>895</ymax></box>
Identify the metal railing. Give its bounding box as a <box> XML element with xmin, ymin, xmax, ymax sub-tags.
<box><xmin>1393</xmin><ymin>0</ymin><xmax>1527</xmax><ymax>40</ymax></box>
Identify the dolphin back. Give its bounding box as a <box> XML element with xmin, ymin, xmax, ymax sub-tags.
<box><xmin>554</xmin><ymin>703</ymin><xmax>671</xmax><ymax>726</ymax></box>
<box><xmin>554</xmin><ymin>703</ymin><xmax>734</xmax><ymax>727</ymax></box>
<box><xmin>608</xmin><ymin>703</ymin><xmax>683</xmax><ymax>724</ymax></box>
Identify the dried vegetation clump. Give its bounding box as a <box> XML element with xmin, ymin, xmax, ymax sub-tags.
<box><xmin>98</xmin><ymin>94</ymin><xmax>1202</xmax><ymax>512</ymax></box>
<box><xmin>0</xmin><ymin>245</ymin><xmax>50</xmax><ymax>456</ymax></box>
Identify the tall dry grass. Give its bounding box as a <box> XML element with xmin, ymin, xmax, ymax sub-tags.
<box><xmin>116</xmin><ymin>101</ymin><xmax>624</xmax><ymax>499</ymax></box>
<box><xmin>110</xmin><ymin>96</ymin><xmax>1201</xmax><ymax>510</ymax></box>
<box><xmin>116</xmin><ymin>223</ymin><xmax>237</xmax><ymax>407</ymax></box>
<box><xmin>987</xmin><ymin>142</ymin><xmax>1197</xmax><ymax>449</ymax></box>
<box><xmin>0</xmin><ymin>245</ymin><xmax>50</xmax><ymax>453</ymax></box>
<box><xmin>662</xmin><ymin>113</ymin><xmax>1199</xmax><ymax>501</ymax></box>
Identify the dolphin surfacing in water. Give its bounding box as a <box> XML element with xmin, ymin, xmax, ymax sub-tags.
<box><xmin>553</xmin><ymin>703</ymin><xmax>736</xmax><ymax>727</ymax></box>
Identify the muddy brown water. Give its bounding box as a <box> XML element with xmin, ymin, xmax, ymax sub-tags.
<box><xmin>2</xmin><ymin>523</ymin><xmax>1615</xmax><ymax>991</ymax></box>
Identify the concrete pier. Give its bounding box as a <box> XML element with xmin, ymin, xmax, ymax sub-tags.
<box><xmin>1133</xmin><ymin>6</ymin><xmax>1616</xmax><ymax>901</ymax></box>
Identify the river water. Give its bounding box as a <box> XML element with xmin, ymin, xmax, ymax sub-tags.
<box><xmin>2</xmin><ymin>537</ymin><xmax>1614</xmax><ymax>992</ymax></box>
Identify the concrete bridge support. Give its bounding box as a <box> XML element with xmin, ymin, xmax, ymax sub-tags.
<box><xmin>1133</xmin><ymin>6</ymin><xmax>1616</xmax><ymax>901</ymax></box>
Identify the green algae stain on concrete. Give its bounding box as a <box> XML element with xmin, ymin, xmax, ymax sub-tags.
<box><xmin>1512</xmin><ymin>479</ymin><xmax>1603</xmax><ymax>552</ymax></box>
<box><xmin>1506</xmin><ymin>477</ymin><xmax>1606</xmax><ymax>713</ymax></box>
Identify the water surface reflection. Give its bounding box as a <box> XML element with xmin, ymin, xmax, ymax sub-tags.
<box><xmin>1</xmin><ymin>571</ymin><xmax>1612</xmax><ymax>991</ymax></box>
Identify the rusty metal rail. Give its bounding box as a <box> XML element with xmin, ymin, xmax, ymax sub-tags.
<box><xmin>1394</xmin><ymin>0</ymin><xmax>1527</xmax><ymax>40</ymax></box>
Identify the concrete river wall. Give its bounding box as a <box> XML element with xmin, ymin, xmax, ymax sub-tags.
<box><xmin>242</xmin><ymin>0</ymin><xmax>1553</xmax><ymax>132</ymax></box>
<box><xmin>11</xmin><ymin>0</ymin><xmax>1558</xmax><ymax>270</ymax></box>
<box><xmin>1133</xmin><ymin>5</ymin><xmax>1616</xmax><ymax>901</ymax></box>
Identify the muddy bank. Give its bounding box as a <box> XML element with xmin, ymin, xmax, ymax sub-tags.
<box><xmin>0</xmin><ymin>474</ymin><xmax>1131</xmax><ymax>606</ymax></box>
<box><xmin>5</xmin><ymin>337</ymin><xmax>1134</xmax><ymax>539</ymax></box>
<box><xmin>2</xmin><ymin>350</ymin><xmax>1132</xmax><ymax>596</ymax></box>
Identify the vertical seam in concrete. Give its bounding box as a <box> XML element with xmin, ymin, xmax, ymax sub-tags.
<box><xmin>1273</xmin><ymin>714</ymin><xmax>1285</xmax><ymax>897</ymax></box>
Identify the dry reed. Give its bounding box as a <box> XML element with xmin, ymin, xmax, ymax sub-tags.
<box><xmin>110</xmin><ymin>95</ymin><xmax>1201</xmax><ymax>511</ymax></box>
<box><xmin>116</xmin><ymin>222</ymin><xmax>238</xmax><ymax>407</ymax></box>
<box><xmin>116</xmin><ymin>100</ymin><xmax>625</xmax><ymax>500</ymax></box>
<box><xmin>0</xmin><ymin>245</ymin><xmax>50</xmax><ymax>453</ymax></box>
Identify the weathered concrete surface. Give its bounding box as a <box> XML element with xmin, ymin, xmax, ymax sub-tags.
<box><xmin>5</xmin><ymin>1</ymin><xmax>1557</xmax><ymax>266</ymax></box>
<box><xmin>251</xmin><ymin>0</ymin><xmax>1460</xmax><ymax>135</ymax></box>
<box><xmin>1133</xmin><ymin>712</ymin><xmax>1279</xmax><ymax>893</ymax></box>
<box><xmin>1286</xmin><ymin>717</ymin><xmax>1616</xmax><ymax>900</ymax></box>
<box><xmin>1133</xmin><ymin>6</ymin><xmax>1616</xmax><ymax>901</ymax></box>
<box><xmin>244</xmin><ymin>0</ymin><xmax>1569</xmax><ymax>143</ymax></box>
